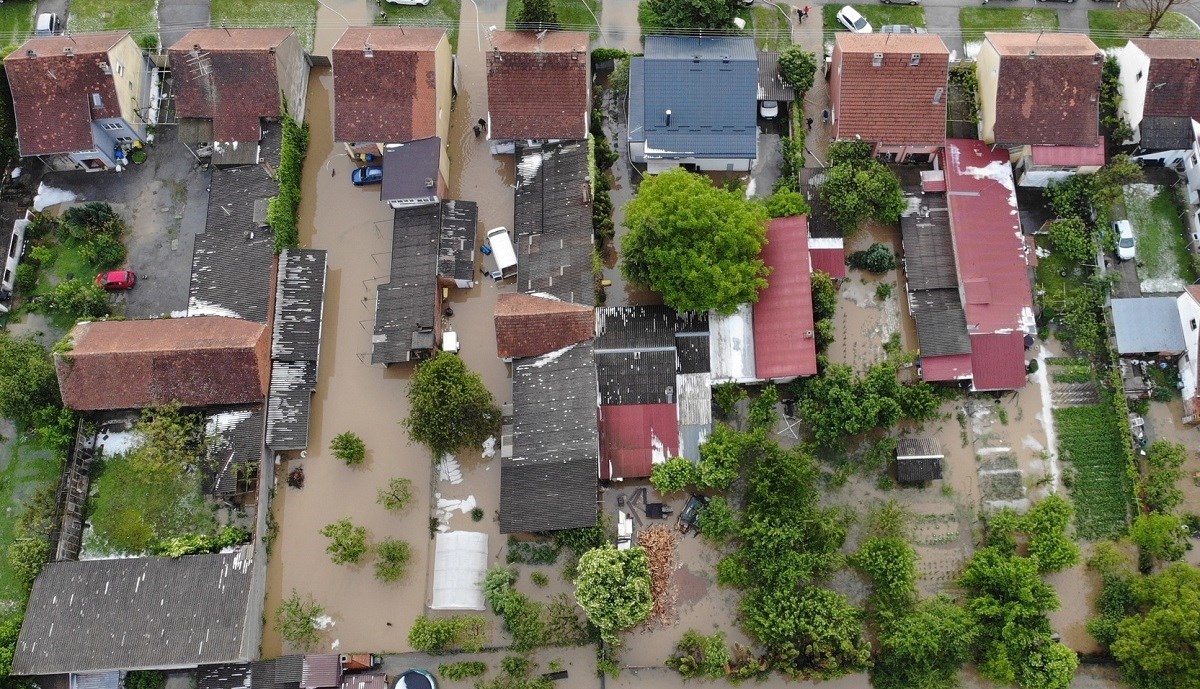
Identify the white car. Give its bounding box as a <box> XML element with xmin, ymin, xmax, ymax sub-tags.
<box><xmin>385</xmin><ymin>0</ymin><xmax>431</xmax><ymax>6</ymax></box>
<box><xmin>759</xmin><ymin>100</ymin><xmax>779</xmax><ymax>119</ymax></box>
<box><xmin>1114</xmin><ymin>219</ymin><xmax>1137</xmax><ymax>261</ymax></box>
<box><xmin>836</xmin><ymin>5</ymin><xmax>873</xmax><ymax>33</ymax></box>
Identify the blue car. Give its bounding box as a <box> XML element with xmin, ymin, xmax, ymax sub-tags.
<box><xmin>351</xmin><ymin>165</ymin><xmax>383</xmax><ymax>186</ymax></box>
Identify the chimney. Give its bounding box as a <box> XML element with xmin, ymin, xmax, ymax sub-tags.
<box><xmin>665</xmin><ymin>109</ymin><xmax>671</xmax><ymax>126</ymax></box>
<box><xmin>25</xmin><ymin>49</ymin><xmax>35</xmax><ymax>59</ymax></box>
<box><xmin>193</xmin><ymin>43</ymin><xmax>201</xmax><ymax>51</ymax></box>
<box><xmin>1028</xmin><ymin>50</ymin><xmax>1036</xmax><ymax>60</ymax></box>
<box><xmin>62</xmin><ymin>46</ymin><xmax>74</xmax><ymax>57</ymax></box>
<box><xmin>364</xmin><ymin>44</ymin><xmax>374</xmax><ymax>57</ymax></box>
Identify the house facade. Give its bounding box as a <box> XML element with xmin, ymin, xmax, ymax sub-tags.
<box><xmin>1116</xmin><ymin>38</ymin><xmax>1200</xmax><ymax>167</ymax></box>
<box><xmin>4</xmin><ymin>32</ymin><xmax>153</xmax><ymax>172</ymax></box>
<box><xmin>628</xmin><ymin>35</ymin><xmax>758</xmax><ymax>173</ymax></box>
<box><xmin>485</xmin><ymin>31</ymin><xmax>590</xmax><ymax>155</ymax></box>
<box><xmin>976</xmin><ymin>32</ymin><xmax>1104</xmax><ymax>187</ymax></box>
<box><xmin>167</xmin><ymin>28</ymin><xmax>309</xmax><ymax>164</ymax></box>
<box><xmin>829</xmin><ymin>33</ymin><xmax>949</xmax><ymax>163</ymax></box>
<box><xmin>332</xmin><ymin>27</ymin><xmax>453</xmax><ymax>206</ymax></box>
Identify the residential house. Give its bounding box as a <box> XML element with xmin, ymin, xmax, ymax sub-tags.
<box><xmin>1177</xmin><ymin>287</ymin><xmax>1200</xmax><ymax>421</ymax></box>
<box><xmin>494</xmin><ymin>292</ymin><xmax>594</xmax><ymax>360</ymax></box>
<box><xmin>4</xmin><ymin>32</ymin><xmax>153</xmax><ymax>172</ymax></box>
<box><xmin>168</xmin><ymin>28</ymin><xmax>309</xmax><ymax>165</ymax></box>
<box><xmin>976</xmin><ymin>32</ymin><xmax>1104</xmax><ymax>186</ymax></box>
<box><xmin>1116</xmin><ymin>38</ymin><xmax>1200</xmax><ymax>166</ymax></box>
<box><xmin>54</xmin><ymin>316</ymin><xmax>271</xmax><ymax>411</ymax></box>
<box><xmin>628</xmin><ymin>36</ymin><xmax>759</xmax><ymax>173</ymax></box>
<box><xmin>485</xmin><ymin>31</ymin><xmax>590</xmax><ymax>154</ymax></box>
<box><xmin>13</xmin><ymin>551</ymin><xmax>258</xmax><ymax>676</ymax></box>
<box><xmin>829</xmin><ymin>33</ymin><xmax>949</xmax><ymax>163</ymax></box>
<box><xmin>1112</xmin><ymin>297</ymin><xmax>1187</xmax><ymax>357</ymax></box>
<box><xmin>332</xmin><ymin>27</ymin><xmax>453</xmax><ymax>207</ymax></box>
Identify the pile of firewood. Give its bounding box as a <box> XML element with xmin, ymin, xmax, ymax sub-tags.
<box><xmin>637</xmin><ymin>525</ymin><xmax>679</xmax><ymax>624</ymax></box>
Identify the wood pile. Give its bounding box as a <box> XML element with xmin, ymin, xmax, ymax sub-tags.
<box><xmin>636</xmin><ymin>525</ymin><xmax>679</xmax><ymax>625</ymax></box>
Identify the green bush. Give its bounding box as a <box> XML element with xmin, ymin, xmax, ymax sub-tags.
<box><xmin>408</xmin><ymin>615</ymin><xmax>488</xmax><ymax>653</ymax></box>
<box><xmin>437</xmin><ymin>662</ymin><xmax>487</xmax><ymax>681</ymax></box>
<box><xmin>151</xmin><ymin>526</ymin><xmax>251</xmax><ymax>557</ymax></box>
<box><xmin>375</xmin><ymin>538</ymin><xmax>412</xmax><ymax>582</ymax></box>
<box><xmin>320</xmin><ymin>518</ymin><xmax>368</xmax><ymax>565</ymax></box>
<box><xmin>667</xmin><ymin>630</ymin><xmax>731</xmax><ymax>679</ymax></box>
<box><xmin>847</xmin><ymin>243</ymin><xmax>897</xmax><ymax>273</ymax></box>
<box><xmin>650</xmin><ymin>457</ymin><xmax>699</xmax><ymax>494</ymax></box>
<box><xmin>591</xmin><ymin>47</ymin><xmax>629</xmax><ymax>63</ymax></box>
<box><xmin>13</xmin><ymin>262</ymin><xmax>36</xmax><ymax>294</ymax></box>
<box><xmin>271</xmin><ymin>116</ymin><xmax>309</xmax><ymax>253</ymax></box>
<box><xmin>506</xmin><ymin>536</ymin><xmax>559</xmax><ymax>565</ymax></box>
<box><xmin>6</xmin><ymin>536</ymin><xmax>50</xmax><ymax>588</ymax></box>
<box><xmin>712</xmin><ymin>381</ymin><xmax>746</xmax><ymax>418</ymax></box>
<box><xmin>330</xmin><ymin>431</ymin><xmax>366</xmax><ymax>466</ymax></box>
<box><xmin>764</xmin><ymin>189</ymin><xmax>810</xmax><ymax>218</ymax></box>
<box><xmin>531</xmin><ymin>571</ymin><xmax>549</xmax><ymax>587</ymax></box>
<box><xmin>124</xmin><ymin>671</ymin><xmax>166</xmax><ymax>689</ymax></box>
<box><xmin>698</xmin><ymin>496</ymin><xmax>736</xmax><ymax>542</ymax></box>
<box><xmin>81</xmin><ymin>232</ymin><xmax>126</xmax><ymax>269</ymax></box>
<box><xmin>36</xmin><ymin>278</ymin><xmax>109</xmax><ymax>321</ymax></box>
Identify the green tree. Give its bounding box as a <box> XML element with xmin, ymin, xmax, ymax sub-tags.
<box><xmin>1145</xmin><ymin>440</ymin><xmax>1187</xmax><ymax>514</ymax></box>
<box><xmin>698</xmin><ymin>424</ymin><xmax>753</xmax><ymax>488</ymax></box>
<box><xmin>1130</xmin><ymin>512</ymin><xmax>1189</xmax><ymax>563</ymax></box>
<box><xmin>330</xmin><ymin>431</ymin><xmax>366</xmax><ymax>465</ymax></box>
<box><xmin>37</xmin><ymin>278</ymin><xmax>109</xmax><ymax>321</ymax></box>
<box><xmin>645</xmin><ymin>0</ymin><xmax>736</xmax><ymax>30</ymax></box>
<box><xmin>740</xmin><ymin>586</ymin><xmax>871</xmax><ymax>679</ymax></box>
<box><xmin>764</xmin><ymin>188</ymin><xmax>811</xmax><ymax>218</ymax></box>
<box><xmin>320</xmin><ymin>518</ymin><xmax>369</xmax><ymax>565</ymax></box>
<box><xmin>1023</xmin><ymin>494</ymin><xmax>1080</xmax><ymax>574</ymax></box>
<box><xmin>377</xmin><ymin>477</ymin><xmax>415</xmax><ymax>512</ymax></box>
<box><xmin>573</xmin><ymin>545</ymin><xmax>653</xmax><ymax>644</ymax></box>
<box><xmin>437</xmin><ymin>662</ymin><xmax>488</xmax><ymax>681</ymax></box>
<box><xmin>404</xmin><ymin>352</ymin><xmax>501</xmax><ymax>458</ymax></box>
<box><xmin>819</xmin><ymin>144</ymin><xmax>906</xmax><ymax>235</ymax></box>
<box><xmin>795</xmin><ymin>361</ymin><xmax>939</xmax><ymax>448</ymax></box>
<box><xmin>516</xmin><ymin>0</ymin><xmax>559</xmax><ymax>27</ymax></box>
<box><xmin>0</xmin><ymin>332</ymin><xmax>61</xmax><ymax>428</ymax></box>
<box><xmin>872</xmin><ymin>596</ymin><xmax>976</xmax><ymax>689</ymax></box>
<box><xmin>621</xmin><ymin>169</ymin><xmax>769</xmax><ymax>314</ymax></box>
<box><xmin>274</xmin><ymin>589</ymin><xmax>325</xmax><ymax>651</ymax></box>
<box><xmin>375</xmin><ymin>538</ymin><xmax>412</xmax><ymax>582</ymax></box>
<box><xmin>1048</xmin><ymin>218</ymin><xmax>1095</xmax><ymax>265</ymax></box>
<box><xmin>853</xmin><ymin>536</ymin><xmax>917</xmax><ymax>608</ymax></box>
<box><xmin>1111</xmin><ymin>563</ymin><xmax>1200</xmax><ymax>689</ymax></box>
<box><xmin>811</xmin><ymin>270</ymin><xmax>837</xmax><ymax>321</ymax></box>
<box><xmin>847</xmin><ymin>243</ymin><xmax>897</xmax><ymax>273</ymax></box>
<box><xmin>777</xmin><ymin>46</ymin><xmax>817</xmax><ymax>93</ymax></box>
<box><xmin>650</xmin><ymin>456</ymin><xmax>699</xmax><ymax>494</ymax></box>
<box><xmin>746</xmin><ymin>386</ymin><xmax>779</xmax><ymax>433</ymax></box>
<box><xmin>6</xmin><ymin>536</ymin><xmax>50</xmax><ymax>588</ymax></box>
<box><xmin>698</xmin><ymin>496</ymin><xmax>737</xmax><ymax>543</ymax></box>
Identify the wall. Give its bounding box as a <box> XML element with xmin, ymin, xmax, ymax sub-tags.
<box><xmin>1179</xmin><ymin>293</ymin><xmax>1200</xmax><ymax>411</ymax></box>
<box><xmin>1116</xmin><ymin>42</ymin><xmax>1150</xmax><ymax>142</ymax></box>
<box><xmin>645</xmin><ymin>156</ymin><xmax>752</xmax><ymax>173</ymax></box>
<box><xmin>276</xmin><ymin>33</ymin><xmax>311</xmax><ymax>123</ymax></box>
<box><xmin>434</xmin><ymin>35</ymin><xmax>453</xmax><ymax>186</ymax></box>
<box><xmin>106</xmin><ymin>36</ymin><xmax>152</xmax><ymax>140</ymax></box>
<box><xmin>976</xmin><ymin>42</ymin><xmax>1000</xmax><ymax>144</ymax></box>
<box><xmin>830</xmin><ymin>43</ymin><xmax>844</xmax><ymax>127</ymax></box>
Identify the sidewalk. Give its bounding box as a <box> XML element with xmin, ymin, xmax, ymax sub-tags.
<box><xmin>788</xmin><ymin>1</ymin><xmax>832</xmax><ymax>166</ymax></box>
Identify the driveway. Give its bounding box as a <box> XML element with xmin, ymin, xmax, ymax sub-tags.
<box><xmin>35</xmin><ymin>0</ymin><xmax>69</xmax><ymax>26</ymax></box>
<box><xmin>158</xmin><ymin>0</ymin><xmax>211</xmax><ymax>49</ymax></box>
<box><xmin>41</xmin><ymin>126</ymin><xmax>210</xmax><ymax>319</ymax></box>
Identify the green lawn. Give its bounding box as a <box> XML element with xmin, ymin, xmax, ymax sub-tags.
<box><xmin>0</xmin><ymin>2</ymin><xmax>35</xmax><ymax>49</ymax></box>
<box><xmin>1122</xmin><ymin>183</ymin><xmax>1195</xmax><ymax>292</ymax></box>
<box><xmin>959</xmin><ymin>7</ymin><xmax>1059</xmax><ymax>43</ymax></box>
<box><xmin>211</xmin><ymin>0</ymin><xmax>319</xmax><ymax>51</ymax></box>
<box><xmin>752</xmin><ymin>5</ymin><xmax>791</xmax><ymax>51</ymax></box>
<box><xmin>1034</xmin><ymin>236</ymin><xmax>1084</xmax><ymax>316</ymax></box>
<box><xmin>1089</xmin><ymin>10</ymin><xmax>1200</xmax><ymax>49</ymax></box>
<box><xmin>67</xmin><ymin>0</ymin><xmax>157</xmax><ymax>44</ymax></box>
<box><xmin>823</xmin><ymin>3</ymin><xmax>925</xmax><ymax>34</ymax></box>
<box><xmin>505</xmin><ymin>0</ymin><xmax>603</xmax><ymax>38</ymax></box>
<box><xmin>1054</xmin><ymin>403</ymin><xmax>1132</xmax><ymax>540</ymax></box>
<box><xmin>0</xmin><ymin>434</ymin><xmax>62</xmax><ymax>603</ymax></box>
<box><xmin>379</xmin><ymin>0</ymin><xmax>462</xmax><ymax>51</ymax></box>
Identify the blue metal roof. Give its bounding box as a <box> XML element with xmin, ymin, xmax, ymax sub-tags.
<box><xmin>635</xmin><ymin>36</ymin><xmax>758</xmax><ymax>159</ymax></box>
<box><xmin>628</xmin><ymin>57</ymin><xmax>645</xmax><ymax>145</ymax></box>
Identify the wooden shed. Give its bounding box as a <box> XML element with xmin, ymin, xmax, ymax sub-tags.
<box><xmin>895</xmin><ymin>438</ymin><xmax>944</xmax><ymax>483</ymax></box>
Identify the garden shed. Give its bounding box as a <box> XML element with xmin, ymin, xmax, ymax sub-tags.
<box><xmin>895</xmin><ymin>438</ymin><xmax>944</xmax><ymax>483</ymax></box>
<box><xmin>430</xmin><ymin>531</ymin><xmax>488</xmax><ymax>610</ymax></box>
<box><xmin>1111</xmin><ymin>297</ymin><xmax>1186</xmax><ymax>356</ymax></box>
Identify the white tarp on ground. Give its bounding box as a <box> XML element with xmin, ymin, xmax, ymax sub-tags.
<box><xmin>431</xmin><ymin>531</ymin><xmax>489</xmax><ymax>610</ymax></box>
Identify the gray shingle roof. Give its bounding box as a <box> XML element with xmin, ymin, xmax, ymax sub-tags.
<box><xmin>500</xmin><ymin>342</ymin><xmax>599</xmax><ymax>533</ymax></box>
<box><xmin>1139</xmin><ymin>116</ymin><xmax>1194</xmax><ymax>151</ymax></box>
<box><xmin>637</xmin><ymin>36</ymin><xmax>758</xmax><ymax>158</ymax></box>
<box><xmin>204</xmin><ymin>405</ymin><xmax>265</xmax><ymax>497</ymax></box>
<box><xmin>1112</xmin><ymin>297</ymin><xmax>1187</xmax><ymax>354</ymax></box>
<box><xmin>437</xmin><ymin>200</ymin><xmax>478</xmax><ymax>283</ymax></box>
<box><xmin>266</xmin><ymin>248</ymin><xmax>326</xmax><ymax>450</ymax></box>
<box><xmin>514</xmin><ymin>143</ymin><xmax>594</xmax><ymax>304</ymax></box>
<box><xmin>371</xmin><ymin>205</ymin><xmax>440</xmax><ymax>364</ymax></box>
<box><xmin>901</xmin><ymin>188</ymin><xmax>972</xmax><ymax>357</ymax></box>
<box><xmin>189</xmin><ymin>123</ymin><xmax>280</xmax><ymax>324</ymax></box>
<box><xmin>14</xmin><ymin>551</ymin><xmax>255</xmax><ymax>675</ymax></box>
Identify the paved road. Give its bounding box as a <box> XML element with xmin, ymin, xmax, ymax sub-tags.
<box><xmin>159</xmin><ymin>0</ymin><xmax>211</xmax><ymax>50</ymax></box>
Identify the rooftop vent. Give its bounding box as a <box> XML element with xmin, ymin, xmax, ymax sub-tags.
<box><xmin>1028</xmin><ymin>50</ymin><xmax>1036</xmax><ymax>60</ymax></box>
<box><xmin>25</xmin><ymin>49</ymin><xmax>35</xmax><ymax>59</ymax></box>
<box><xmin>909</xmin><ymin>53</ymin><xmax>921</xmax><ymax>66</ymax></box>
<box><xmin>665</xmin><ymin>109</ymin><xmax>672</xmax><ymax>126</ymax></box>
<box><xmin>425</xmin><ymin>177</ymin><xmax>435</xmax><ymax>189</ymax></box>
<box><xmin>1093</xmin><ymin>52</ymin><xmax>1102</xmax><ymax>64</ymax></box>
<box><xmin>872</xmin><ymin>52</ymin><xmax>883</xmax><ymax>67</ymax></box>
<box><xmin>363</xmin><ymin>44</ymin><xmax>374</xmax><ymax>57</ymax></box>
<box><xmin>62</xmin><ymin>47</ymin><xmax>73</xmax><ymax>57</ymax></box>
<box><xmin>99</xmin><ymin>61</ymin><xmax>111</xmax><ymax>74</ymax></box>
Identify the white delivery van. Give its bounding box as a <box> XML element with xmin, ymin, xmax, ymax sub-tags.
<box><xmin>486</xmin><ymin>226</ymin><xmax>518</xmax><ymax>279</ymax></box>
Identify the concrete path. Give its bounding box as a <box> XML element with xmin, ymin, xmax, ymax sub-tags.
<box><xmin>158</xmin><ymin>0</ymin><xmax>211</xmax><ymax>50</ymax></box>
<box><xmin>598</xmin><ymin>0</ymin><xmax>641</xmax><ymax>52</ymax></box>
<box><xmin>790</xmin><ymin>2</ymin><xmax>832</xmax><ymax>165</ymax></box>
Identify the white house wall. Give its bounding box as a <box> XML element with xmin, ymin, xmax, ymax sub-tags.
<box><xmin>1116</xmin><ymin>42</ymin><xmax>1151</xmax><ymax>143</ymax></box>
<box><xmin>1178</xmin><ymin>292</ymin><xmax>1200</xmax><ymax>409</ymax></box>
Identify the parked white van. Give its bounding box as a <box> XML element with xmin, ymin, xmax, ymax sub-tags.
<box><xmin>487</xmin><ymin>226</ymin><xmax>518</xmax><ymax>279</ymax></box>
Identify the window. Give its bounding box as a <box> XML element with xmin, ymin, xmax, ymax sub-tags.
<box><xmin>101</xmin><ymin>122</ymin><xmax>123</xmax><ymax>131</ymax></box>
<box><xmin>1137</xmin><ymin>70</ymin><xmax>1143</xmax><ymax>81</ymax></box>
<box><xmin>117</xmin><ymin>136</ymin><xmax>133</xmax><ymax>143</ymax></box>
<box><xmin>8</xmin><ymin>235</ymin><xmax>17</xmax><ymax>258</ymax></box>
<box><xmin>115</xmin><ymin>61</ymin><xmax>124</xmax><ymax>75</ymax></box>
<box><xmin>1191</xmin><ymin>319</ymin><xmax>1197</xmax><ymax>331</ymax></box>
<box><xmin>909</xmin><ymin>53</ymin><xmax>921</xmax><ymax>66</ymax></box>
<box><xmin>91</xmin><ymin>93</ymin><xmax>103</xmax><ymax>108</ymax></box>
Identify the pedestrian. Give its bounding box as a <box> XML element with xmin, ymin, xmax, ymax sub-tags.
<box><xmin>477</xmin><ymin>118</ymin><xmax>486</xmax><ymax>128</ymax></box>
<box><xmin>797</xmin><ymin>7</ymin><xmax>804</xmax><ymax>22</ymax></box>
<box><xmin>805</xmin><ymin>116</ymin><xmax>813</xmax><ymax>130</ymax></box>
<box><xmin>473</xmin><ymin>124</ymin><xmax>482</xmax><ymax>137</ymax></box>
<box><xmin>803</xmin><ymin>5</ymin><xmax>810</xmax><ymax>18</ymax></box>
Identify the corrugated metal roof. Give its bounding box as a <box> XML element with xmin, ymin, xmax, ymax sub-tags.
<box><xmin>756</xmin><ymin>52</ymin><xmax>796</xmax><ymax>102</ymax></box>
<box><xmin>199</xmin><ymin>663</ymin><xmax>253</xmax><ymax>689</ymax></box>
<box><xmin>753</xmin><ymin>216</ymin><xmax>817</xmax><ymax>379</ymax></box>
<box><xmin>273</xmin><ymin>249</ymin><xmax>328</xmax><ymax>363</ymax></box>
<box><xmin>188</xmin><ymin>123</ymin><xmax>281</xmax><ymax>324</ymax></box>
<box><xmin>204</xmin><ymin>405</ymin><xmax>264</xmax><ymax>496</ymax></box>
<box><xmin>595</xmin><ymin>350</ymin><xmax>677</xmax><ymax>405</ymax></box>
<box><xmin>628</xmin><ymin>58</ymin><xmax>645</xmax><ymax>145</ymax></box>
<box><xmin>900</xmin><ymin>199</ymin><xmax>957</xmax><ymax>291</ymax></box>
<box><xmin>920</xmin><ymin>352</ymin><xmax>973</xmax><ymax>382</ymax></box>
<box><xmin>598</xmin><ymin>404</ymin><xmax>680</xmax><ymax>480</ymax></box>
<box><xmin>14</xmin><ymin>551</ymin><xmax>255</xmax><ymax>675</ymax></box>
<box><xmin>970</xmin><ymin>331</ymin><xmax>1028</xmax><ymax>391</ymax></box>
<box><xmin>1028</xmin><ymin>139</ymin><xmax>1106</xmax><ymax>167</ymax></box>
<box><xmin>500</xmin><ymin>342</ymin><xmax>599</xmax><ymax>533</ymax></box>
<box><xmin>595</xmin><ymin>306</ymin><xmax>677</xmax><ymax>350</ymax></box>
<box><xmin>639</xmin><ymin>36</ymin><xmax>758</xmax><ymax>158</ymax></box>
<box><xmin>913</xmin><ymin>308</ymin><xmax>972</xmax><ymax>357</ymax></box>
<box><xmin>266</xmin><ymin>360</ymin><xmax>317</xmax><ymax>450</ymax></box>
<box><xmin>513</xmin><ymin>143</ymin><xmax>594</xmax><ymax>304</ymax></box>
<box><xmin>709</xmin><ymin>304</ymin><xmax>756</xmax><ymax>382</ymax></box>
<box><xmin>300</xmin><ymin>655</ymin><xmax>342</xmax><ymax>689</ymax></box>
<box><xmin>809</xmin><ymin>247</ymin><xmax>846</xmax><ymax>279</ymax></box>
<box><xmin>897</xmin><ymin>437</ymin><xmax>943</xmax><ymax>459</ymax></box>
<box><xmin>371</xmin><ymin>205</ymin><xmax>440</xmax><ymax>364</ymax></box>
<box><xmin>1112</xmin><ymin>297</ymin><xmax>1187</xmax><ymax>354</ymax></box>
<box><xmin>438</xmin><ymin>199</ymin><xmax>478</xmax><ymax>283</ymax></box>
<box><xmin>1139</xmin><ymin>116</ymin><xmax>1194</xmax><ymax>151</ymax></box>
<box><xmin>896</xmin><ymin>456</ymin><xmax>942</xmax><ymax>482</ymax></box>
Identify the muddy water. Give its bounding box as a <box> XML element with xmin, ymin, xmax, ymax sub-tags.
<box><xmin>597</xmin><ymin>0</ymin><xmax>641</xmax><ymax>53</ymax></box>
<box><xmin>263</xmin><ymin>39</ymin><xmax>516</xmax><ymax>652</ymax></box>
<box><xmin>312</xmin><ymin>0</ymin><xmax>373</xmax><ymax>58</ymax></box>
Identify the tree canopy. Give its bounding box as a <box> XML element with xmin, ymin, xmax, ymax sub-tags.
<box><xmin>404</xmin><ymin>352</ymin><xmax>501</xmax><ymax>458</ymax></box>
<box><xmin>644</xmin><ymin>0</ymin><xmax>737</xmax><ymax>30</ymax></box>
<box><xmin>0</xmin><ymin>332</ymin><xmax>61</xmax><ymax>428</ymax></box>
<box><xmin>778</xmin><ymin>46</ymin><xmax>817</xmax><ymax>93</ymax></box>
<box><xmin>621</xmin><ymin>169</ymin><xmax>769</xmax><ymax>314</ymax></box>
<box><xmin>793</xmin><ymin>360</ymin><xmax>941</xmax><ymax>447</ymax></box>
<box><xmin>516</xmin><ymin>0</ymin><xmax>559</xmax><ymax>29</ymax></box>
<box><xmin>818</xmin><ymin>141</ymin><xmax>906</xmax><ymax>234</ymax></box>
<box><xmin>872</xmin><ymin>596</ymin><xmax>977</xmax><ymax>689</ymax></box>
<box><xmin>574</xmin><ymin>545</ymin><xmax>654</xmax><ymax>644</ymax></box>
<box><xmin>1110</xmin><ymin>562</ymin><xmax>1200</xmax><ymax>689</ymax></box>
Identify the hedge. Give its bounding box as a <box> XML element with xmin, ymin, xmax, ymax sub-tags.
<box><xmin>270</xmin><ymin>116</ymin><xmax>309</xmax><ymax>253</ymax></box>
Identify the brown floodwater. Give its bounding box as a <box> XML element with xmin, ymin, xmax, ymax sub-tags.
<box><xmin>262</xmin><ymin>19</ymin><xmax>516</xmax><ymax>652</ymax></box>
<box><xmin>597</xmin><ymin>0</ymin><xmax>642</xmax><ymax>53</ymax></box>
<box><xmin>312</xmin><ymin>0</ymin><xmax>374</xmax><ymax>58</ymax></box>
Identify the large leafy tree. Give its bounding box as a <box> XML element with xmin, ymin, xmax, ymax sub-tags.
<box><xmin>0</xmin><ymin>332</ymin><xmax>61</xmax><ymax>427</ymax></box>
<box><xmin>645</xmin><ymin>0</ymin><xmax>737</xmax><ymax>30</ymax></box>
<box><xmin>1111</xmin><ymin>562</ymin><xmax>1200</xmax><ymax>689</ymax></box>
<box><xmin>818</xmin><ymin>141</ymin><xmax>906</xmax><ymax>235</ymax></box>
<box><xmin>872</xmin><ymin>596</ymin><xmax>977</xmax><ymax>689</ymax></box>
<box><xmin>621</xmin><ymin>169</ymin><xmax>769</xmax><ymax>314</ymax></box>
<box><xmin>573</xmin><ymin>545</ymin><xmax>653</xmax><ymax>643</ymax></box>
<box><xmin>1023</xmin><ymin>494</ymin><xmax>1080</xmax><ymax>574</ymax></box>
<box><xmin>778</xmin><ymin>46</ymin><xmax>817</xmax><ymax>93</ymax></box>
<box><xmin>794</xmin><ymin>361</ymin><xmax>940</xmax><ymax>448</ymax></box>
<box><xmin>404</xmin><ymin>352</ymin><xmax>501</xmax><ymax>458</ymax></box>
<box><xmin>516</xmin><ymin>0</ymin><xmax>559</xmax><ymax>29</ymax></box>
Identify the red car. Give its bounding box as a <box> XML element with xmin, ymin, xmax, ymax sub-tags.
<box><xmin>95</xmin><ymin>270</ymin><xmax>136</xmax><ymax>290</ymax></box>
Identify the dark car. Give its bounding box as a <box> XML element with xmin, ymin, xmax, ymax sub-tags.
<box><xmin>351</xmin><ymin>165</ymin><xmax>383</xmax><ymax>186</ymax></box>
<box><xmin>95</xmin><ymin>270</ymin><xmax>136</xmax><ymax>290</ymax></box>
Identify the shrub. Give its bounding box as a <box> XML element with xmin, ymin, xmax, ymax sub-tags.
<box><xmin>667</xmin><ymin>630</ymin><xmax>731</xmax><ymax>679</ymax></box>
<box><xmin>320</xmin><ymin>518</ymin><xmax>368</xmax><ymax>565</ymax></box>
<box><xmin>330</xmin><ymin>431</ymin><xmax>366</xmax><ymax>466</ymax></box>
<box><xmin>713</xmin><ymin>382</ymin><xmax>746</xmax><ymax>419</ymax></box>
<box><xmin>6</xmin><ymin>536</ymin><xmax>50</xmax><ymax>588</ymax></box>
<box><xmin>591</xmin><ymin>47</ymin><xmax>629</xmax><ymax>63</ymax></box>
<box><xmin>408</xmin><ymin>615</ymin><xmax>488</xmax><ymax>653</ymax></box>
<box><xmin>650</xmin><ymin>457</ymin><xmax>699</xmax><ymax>494</ymax></box>
<box><xmin>437</xmin><ymin>662</ymin><xmax>487</xmax><ymax>681</ymax></box>
<box><xmin>377</xmin><ymin>477</ymin><xmax>414</xmax><ymax>512</ymax></box>
<box><xmin>847</xmin><ymin>243</ymin><xmax>897</xmax><ymax>273</ymax></box>
<box><xmin>124</xmin><ymin>671</ymin><xmax>166</xmax><ymax>689</ymax></box>
<box><xmin>13</xmin><ymin>263</ymin><xmax>36</xmax><ymax>294</ymax></box>
<box><xmin>764</xmin><ymin>189</ymin><xmax>810</xmax><ymax>218</ymax></box>
<box><xmin>36</xmin><ymin>278</ymin><xmax>109</xmax><ymax>320</ymax></box>
<box><xmin>1048</xmin><ymin>217</ymin><xmax>1095</xmax><ymax>265</ymax></box>
<box><xmin>811</xmin><ymin>270</ymin><xmax>837</xmax><ymax>320</ymax></box>
<box><xmin>271</xmin><ymin>116</ymin><xmax>309</xmax><ymax>253</ymax></box>
<box><xmin>81</xmin><ymin>232</ymin><xmax>126</xmax><ymax>269</ymax></box>
<box><xmin>506</xmin><ymin>536</ymin><xmax>560</xmax><ymax>565</ymax></box>
<box><xmin>375</xmin><ymin>538</ymin><xmax>412</xmax><ymax>582</ymax></box>
<box><xmin>471</xmin><ymin>506</ymin><xmax>485</xmax><ymax>522</ymax></box>
<box><xmin>698</xmin><ymin>496</ymin><xmax>736</xmax><ymax>542</ymax></box>
<box><xmin>531</xmin><ymin>571</ymin><xmax>549</xmax><ymax>587</ymax></box>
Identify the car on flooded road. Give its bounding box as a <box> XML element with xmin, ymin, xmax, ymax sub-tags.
<box><xmin>351</xmin><ymin>165</ymin><xmax>383</xmax><ymax>186</ymax></box>
<box><xmin>95</xmin><ymin>270</ymin><xmax>136</xmax><ymax>290</ymax></box>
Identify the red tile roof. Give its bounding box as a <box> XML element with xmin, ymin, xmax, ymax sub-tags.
<box><xmin>494</xmin><ymin>292</ymin><xmax>594</xmax><ymax>359</ymax></box>
<box><xmin>168</xmin><ymin>29</ymin><xmax>294</xmax><ymax>141</ymax></box>
<box><xmin>486</xmin><ymin>31</ymin><xmax>590</xmax><ymax>141</ymax></box>
<box><xmin>301</xmin><ymin>655</ymin><xmax>343</xmax><ymax>689</ymax></box>
<box><xmin>1132</xmin><ymin>39</ymin><xmax>1200</xmax><ymax>120</ymax></box>
<box><xmin>987</xmin><ymin>32</ymin><xmax>1102</xmax><ymax>146</ymax></box>
<box><xmin>970</xmin><ymin>332</ymin><xmax>1028</xmax><ymax>391</ymax></box>
<box><xmin>945</xmin><ymin>139</ymin><xmax>1035</xmax><ymax>390</ymax></box>
<box><xmin>332</xmin><ymin>27</ymin><xmax>446</xmax><ymax>143</ymax></box>
<box><xmin>920</xmin><ymin>353</ymin><xmax>973</xmax><ymax>382</ymax></box>
<box><xmin>831</xmin><ymin>34</ymin><xmax>949</xmax><ymax>147</ymax></box>
<box><xmin>753</xmin><ymin>216</ymin><xmax>817</xmax><ymax>379</ymax></box>
<box><xmin>1028</xmin><ymin>140</ymin><xmax>1106</xmax><ymax>167</ymax></box>
<box><xmin>4</xmin><ymin>32</ymin><xmax>129</xmax><ymax>155</ymax></box>
<box><xmin>598</xmin><ymin>404</ymin><xmax>679</xmax><ymax>480</ymax></box>
<box><xmin>809</xmin><ymin>239</ymin><xmax>846</xmax><ymax>279</ymax></box>
<box><xmin>56</xmin><ymin>316</ymin><xmax>270</xmax><ymax>411</ymax></box>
